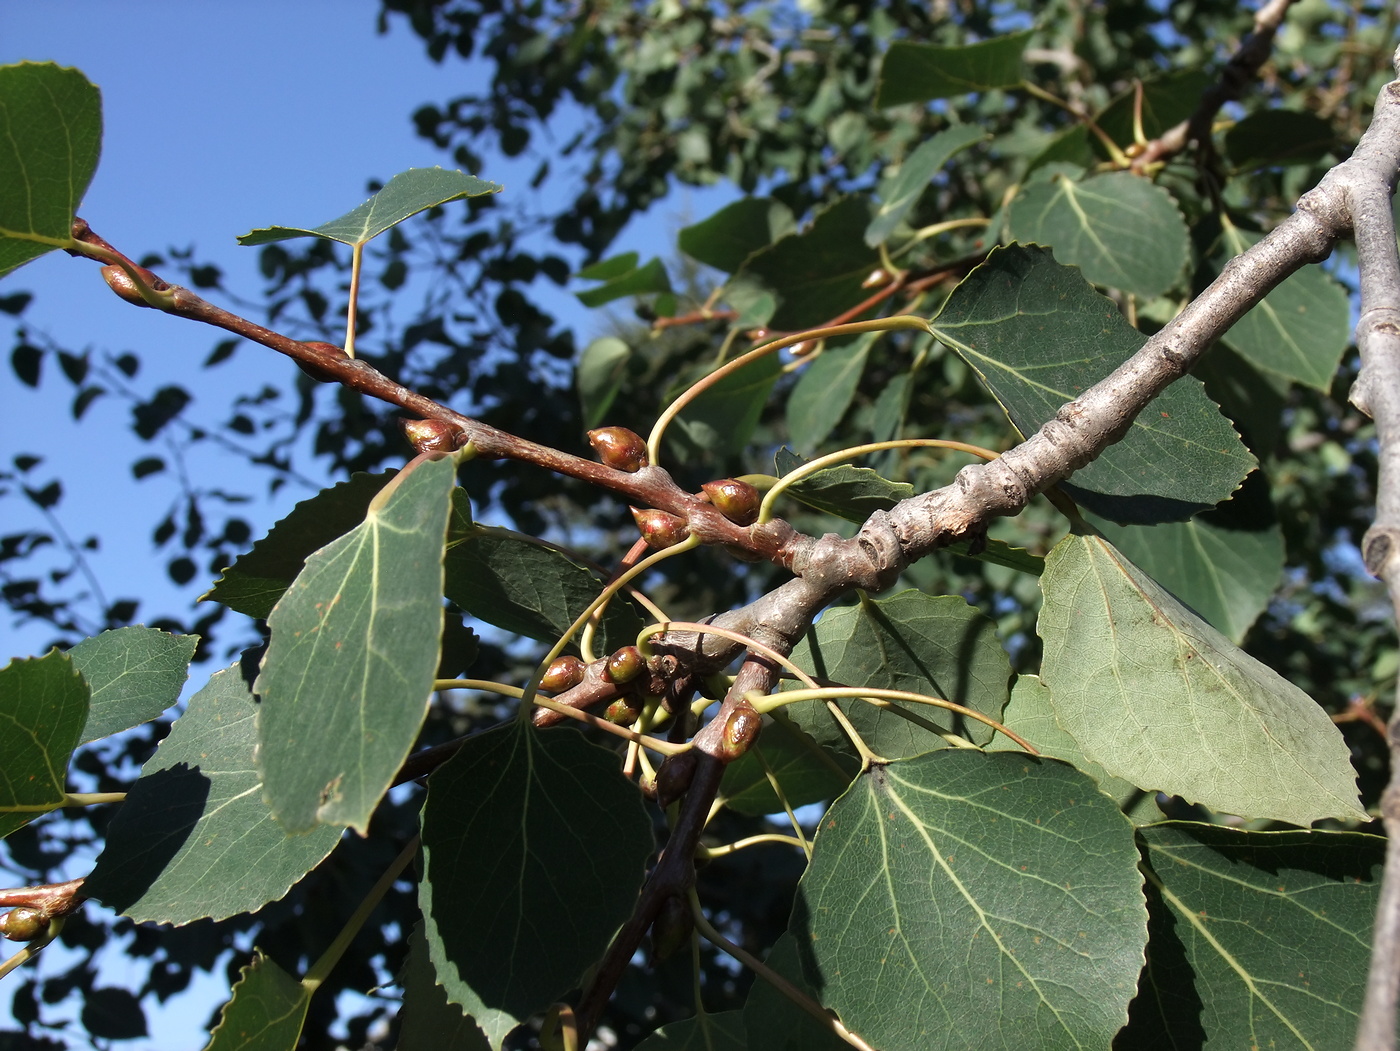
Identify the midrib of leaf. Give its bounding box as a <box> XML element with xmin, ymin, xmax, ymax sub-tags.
<box><xmin>879</xmin><ymin>768</ymin><xmax>1078</xmax><ymax>1037</ymax></box>
<box><xmin>1054</xmin><ymin>181</ymin><xmax>1122</xmax><ymax>280</ymax></box>
<box><xmin>1145</xmin><ymin>870</ymin><xmax>1318</xmax><ymax>1048</ymax></box>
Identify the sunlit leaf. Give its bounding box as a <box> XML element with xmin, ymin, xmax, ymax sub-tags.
<box><xmin>0</xmin><ymin>651</ymin><xmax>88</xmax><ymax>838</ymax></box>
<box><xmin>69</xmin><ymin>626</ymin><xmax>197</xmax><ymax>744</ymax></box>
<box><xmin>237</xmin><ymin>167</ymin><xmax>500</xmax><ymax>247</ymax></box>
<box><xmin>719</xmin><ymin>718</ymin><xmax>858</xmax><ymax>816</ymax></box>
<box><xmin>876</xmin><ymin>32</ymin><xmax>1033</xmax><ymax>107</ymax></box>
<box><xmin>774</xmin><ymin>447</ymin><xmax>913</xmax><ymax>521</ymax></box>
<box><xmin>1038</xmin><ymin>534</ymin><xmax>1365</xmax><ymax>825</ymax></box>
<box><xmin>0</xmin><ymin>63</ymin><xmax>102</xmax><ymax>276</ymax></box>
<box><xmin>204</xmin><ymin>952</ymin><xmax>309</xmax><ymax>1051</ymax></box>
<box><xmin>86</xmin><ymin>667</ymin><xmax>341</xmax><ymax>924</ymax></box>
<box><xmin>792</xmin><ymin>750</ymin><xmax>1146</xmax><ymax>1051</ymax></box>
<box><xmin>866</xmin><ymin>125</ymin><xmax>986</xmax><ymax>246</ymax></box>
<box><xmin>577</xmin><ymin>336</ymin><xmax>631</xmax><ymax>428</ymax></box>
<box><xmin>786</xmin><ymin>336</ymin><xmax>873</xmax><ymax>451</ymax></box>
<box><xmin>257</xmin><ymin>453</ymin><xmax>457</xmax><ymax>834</ymax></box>
<box><xmin>398</xmin><ymin>923</ymin><xmax>491</xmax><ymax>1051</ymax></box>
<box><xmin>420</xmin><ymin>723</ymin><xmax>653</xmax><ymax>1048</ymax></box>
<box><xmin>931</xmin><ymin>245</ymin><xmax>1255</xmax><ymax>524</ymax></box>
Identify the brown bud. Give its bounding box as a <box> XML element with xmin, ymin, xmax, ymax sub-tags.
<box><xmin>655</xmin><ymin>751</ymin><xmax>697</xmax><ymax>808</ymax></box>
<box><xmin>605</xmin><ymin>697</ymin><xmax>643</xmax><ymax>726</ymax></box>
<box><xmin>401</xmin><ymin>418</ymin><xmax>463</xmax><ymax>454</ymax></box>
<box><xmin>650</xmin><ymin>894</ymin><xmax>693</xmax><ymax>961</ymax></box>
<box><xmin>604</xmin><ymin>646</ymin><xmax>645</xmax><ymax>684</ymax></box>
<box><xmin>718</xmin><ymin>707</ymin><xmax>762</xmax><ymax>761</ymax></box>
<box><xmin>637</xmin><ymin>770</ymin><xmax>659</xmax><ymax>799</ymax></box>
<box><xmin>0</xmin><ymin>907</ymin><xmax>47</xmax><ymax>942</ymax></box>
<box><xmin>540</xmin><ymin>655</ymin><xmax>587</xmax><ymax>692</ymax></box>
<box><xmin>100</xmin><ymin>264</ymin><xmax>157</xmax><ymax>308</ymax></box>
<box><xmin>700</xmin><ymin>479</ymin><xmax>760</xmax><ymax>526</ymax></box>
<box><xmin>587</xmin><ymin>427</ymin><xmax>648</xmax><ymax>472</ymax></box>
<box><xmin>787</xmin><ymin>340</ymin><xmax>816</xmax><ymax>357</ymax></box>
<box><xmin>630</xmin><ymin>507</ymin><xmax>689</xmax><ymax>550</ymax></box>
<box><xmin>861</xmin><ymin>267</ymin><xmax>892</xmax><ymax>288</ymax></box>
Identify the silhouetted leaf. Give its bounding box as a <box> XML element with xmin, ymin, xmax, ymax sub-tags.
<box><xmin>680</xmin><ymin>197</ymin><xmax>795</xmax><ymax>273</ymax></box>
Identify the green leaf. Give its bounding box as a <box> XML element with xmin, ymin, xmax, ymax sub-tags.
<box><xmin>786</xmin><ymin>336</ymin><xmax>873</xmax><ymax>452</ymax></box>
<box><xmin>944</xmin><ymin>538</ymin><xmax>1045</xmax><ymax>577</ymax></box>
<box><xmin>876</xmin><ymin>32</ymin><xmax>1033</xmax><ymax>107</ymax></box>
<box><xmin>739</xmin><ymin>197</ymin><xmax>882</xmax><ymax>330</ymax></box>
<box><xmin>69</xmin><ymin>627</ymin><xmax>197</xmax><ymax>744</ymax></box>
<box><xmin>444</xmin><ymin>528</ymin><xmax>642</xmax><ymax>656</ymax></box>
<box><xmin>987</xmin><ymin>675</ymin><xmax>1164</xmax><ymax>824</ymax></box>
<box><xmin>719</xmin><ymin>718</ymin><xmax>858</xmax><ymax>816</ymax></box>
<box><xmin>791</xmin><ymin>751</ymin><xmax>1146</xmax><ymax>1051</ymax></box>
<box><xmin>743</xmin><ymin>935</ymin><xmax>849</xmax><ymax>1051</ymax></box>
<box><xmin>576</xmin><ymin>257</ymin><xmax>672</xmax><ymax>308</ymax></box>
<box><xmin>1089</xmin><ymin>513</ymin><xmax>1284</xmax><ymax>644</ymax></box>
<box><xmin>931</xmin><ymin>245</ymin><xmax>1255</xmax><ymax>524</ymax></box>
<box><xmin>668</xmin><ymin>351</ymin><xmax>782</xmax><ymax>460</ymax></box>
<box><xmin>774</xmin><ymin>447</ymin><xmax>913</xmax><ymax>522</ymax></box>
<box><xmin>679</xmin><ymin>198</ymin><xmax>795</xmax><ymax>274</ymax></box>
<box><xmin>0</xmin><ymin>651</ymin><xmax>88</xmax><ymax>838</ymax></box>
<box><xmin>419</xmin><ymin>723</ymin><xmax>653</xmax><ymax>1048</ymax></box>
<box><xmin>256</xmin><ymin>453</ymin><xmax>457</xmax><ymax>834</ymax></box>
<box><xmin>635</xmin><ymin>1011</ymin><xmax>747</xmax><ymax>1050</ymax></box>
<box><xmin>576</xmin><ymin>251</ymin><xmax>638</xmax><ymax>282</ymax></box>
<box><xmin>866</xmin><ymin>125</ymin><xmax>986</xmax><ymax>247</ymax></box>
<box><xmin>1006</xmin><ymin>171</ymin><xmax>1189</xmax><ymax>298</ymax></box>
<box><xmin>203</xmin><ymin>952</ymin><xmax>309</xmax><ymax>1051</ymax></box>
<box><xmin>1225</xmin><ymin>110</ymin><xmax>1336</xmax><ymax>170</ymax></box>
<box><xmin>1038</xmin><ymin>534</ymin><xmax>1365</xmax><ymax>825</ymax></box>
<box><xmin>237</xmin><ymin>167</ymin><xmax>500</xmax><ymax>247</ymax></box>
<box><xmin>0</xmin><ymin>63</ymin><xmax>102</xmax><ymax>277</ymax></box>
<box><xmin>86</xmin><ymin>667</ymin><xmax>341</xmax><ymax>924</ymax></box>
<box><xmin>1216</xmin><ymin>224</ymin><xmax>1350</xmax><ymax>390</ymax></box>
<box><xmin>785</xmin><ymin>589</ymin><xmax>1011</xmax><ymax>755</ymax></box>
<box><xmin>577</xmin><ymin>336</ymin><xmax>631</xmax><ymax>428</ymax></box>
<box><xmin>1093</xmin><ymin>70</ymin><xmax>1212</xmax><ymax>158</ymax></box>
<box><xmin>206</xmin><ymin>471</ymin><xmax>396</xmax><ymax>620</ymax></box>
<box><xmin>398</xmin><ymin>923</ymin><xmax>491</xmax><ymax>1051</ymax></box>
<box><xmin>1126</xmin><ymin>824</ymin><xmax>1382</xmax><ymax>1050</ymax></box>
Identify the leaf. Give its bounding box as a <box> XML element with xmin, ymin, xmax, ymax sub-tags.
<box><xmin>577</xmin><ymin>336</ymin><xmax>631</xmax><ymax>428</ymax></box>
<box><xmin>80</xmin><ymin>987</ymin><xmax>147</xmax><ymax>1040</ymax></box>
<box><xmin>986</xmin><ymin>675</ymin><xmax>1164</xmax><ymax>824</ymax></box>
<box><xmin>0</xmin><ymin>651</ymin><xmax>88</xmax><ymax>838</ymax></box>
<box><xmin>786</xmin><ymin>336</ymin><xmax>873</xmax><ymax>452</ymax></box>
<box><xmin>931</xmin><ymin>245</ymin><xmax>1255</xmax><ymax>524</ymax></box>
<box><xmin>206</xmin><ymin>471</ymin><xmax>396</xmax><ymax>619</ymax></box>
<box><xmin>634</xmin><ymin>1011</ymin><xmax>747</xmax><ymax>1050</ymax></box>
<box><xmin>790</xmin><ymin>751</ymin><xmax>1147</xmax><ymax>1051</ymax></box>
<box><xmin>944</xmin><ymin>538</ymin><xmax>1045</xmax><ymax>577</ymax></box>
<box><xmin>1225</xmin><ymin>110</ymin><xmax>1336</xmax><ymax>170</ymax></box>
<box><xmin>1216</xmin><ymin>225</ymin><xmax>1350</xmax><ymax>390</ymax></box>
<box><xmin>203</xmin><ymin>952</ymin><xmax>309</xmax><ymax>1051</ymax></box>
<box><xmin>679</xmin><ymin>197</ymin><xmax>795</xmax><ymax>273</ymax></box>
<box><xmin>444</xmin><ymin>528</ymin><xmax>642</xmax><ymax>656</ymax></box>
<box><xmin>576</xmin><ymin>257</ymin><xmax>672</xmax><ymax>307</ymax></box>
<box><xmin>1037</xmin><ymin>534</ymin><xmax>1366</xmax><ymax>825</ymax></box>
<box><xmin>876</xmin><ymin>32</ymin><xmax>1033</xmax><ymax>107</ymax></box>
<box><xmin>774</xmin><ymin>447</ymin><xmax>914</xmax><ymax>521</ymax></box>
<box><xmin>419</xmin><ymin>723</ymin><xmax>653</xmax><ymax>1048</ymax></box>
<box><xmin>1089</xmin><ymin>514</ymin><xmax>1284</xmax><ymax>644</ymax></box>
<box><xmin>1093</xmin><ymin>70</ymin><xmax>1212</xmax><ymax>157</ymax></box>
<box><xmin>0</xmin><ymin>63</ymin><xmax>102</xmax><ymax>277</ymax></box>
<box><xmin>1006</xmin><ymin>171</ymin><xmax>1189</xmax><ymax>298</ymax></box>
<box><xmin>739</xmin><ymin>197</ymin><xmax>882</xmax><ymax>330</ymax></box>
<box><xmin>398</xmin><ymin>923</ymin><xmax>491</xmax><ymax>1051</ymax></box>
<box><xmin>237</xmin><ymin>167</ymin><xmax>500</xmax><ymax>246</ymax></box>
<box><xmin>668</xmin><ymin>351</ymin><xmax>782</xmax><ymax>460</ymax></box>
<box><xmin>719</xmin><ymin>719</ymin><xmax>858</xmax><ymax>816</ymax></box>
<box><xmin>86</xmin><ymin>667</ymin><xmax>341</xmax><ymax>924</ymax></box>
<box><xmin>69</xmin><ymin>626</ymin><xmax>197</xmax><ymax>744</ymax></box>
<box><xmin>743</xmin><ymin>935</ymin><xmax>849</xmax><ymax>1051</ymax></box>
<box><xmin>256</xmin><ymin>453</ymin><xmax>457</xmax><ymax>834</ymax></box>
<box><xmin>785</xmin><ymin>589</ymin><xmax>1011</xmax><ymax>755</ymax></box>
<box><xmin>866</xmin><ymin>125</ymin><xmax>986</xmax><ymax>246</ymax></box>
<box><xmin>1124</xmin><ymin>823</ymin><xmax>1382</xmax><ymax>1050</ymax></box>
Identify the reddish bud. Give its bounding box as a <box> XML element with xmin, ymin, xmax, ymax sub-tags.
<box><xmin>604</xmin><ymin>646</ymin><xmax>645</xmax><ymax>684</ymax></box>
<box><xmin>606</xmin><ymin>697</ymin><xmax>643</xmax><ymax>726</ymax></box>
<box><xmin>861</xmin><ymin>267</ymin><xmax>892</xmax><ymax>289</ymax></box>
<box><xmin>787</xmin><ymin>340</ymin><xmax>816</xmax><ymax>357</ymax></box>
<box><xmin>588</xmin><ymin>427</ymin><xmax>648</xmax><ymax>472</ymax></box>
<box><xmin>401</xmin><ymin>418</ymin><xmax>463</xmax><ymax>454</ymax></box>
<box><xmin>100</xmin><ymin>264</ymin><xmax>157</xmax><ymax>308</ymax></box>
<box><xmin>541</xmin><ymin>655</ymin><xmax>586</xmax><ymax>692</ymax></box>
<box><xmin>0</xmin><ymin>907</ymin><xmax>46</xmax><ymax>942</ymax></box>
<box><xmin>655</xmin><ymin>751</ymin><xmax>697</xmax><ymax>808</ymax></box>
<box><xmin>700</xmin><ymin>479</ymin><xmax>761</xmax><ymax>526</ymax></box>
<box><xmin>630</xmin><ymin>507</ymin><xmax>689</xmax><ymax>549</ymax></box>
<box><xmin>718</xmin><ymin>707</ymin><xmax>762</xmax><ymax>761</ymax></box>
